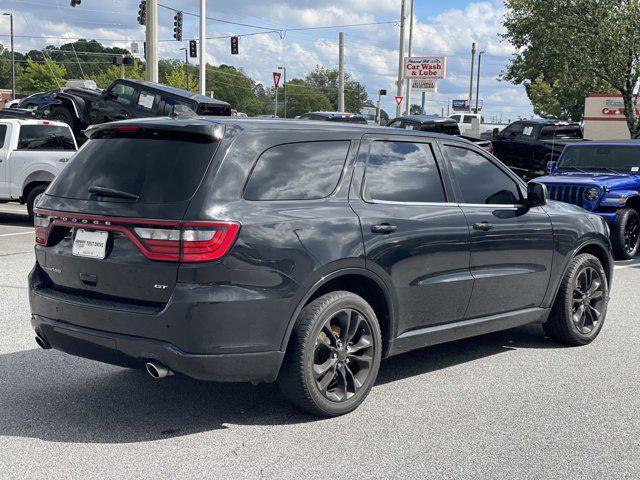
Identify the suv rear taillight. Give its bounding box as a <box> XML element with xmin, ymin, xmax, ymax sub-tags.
<box><xmin>34</xmin><ymin>211</ymin><xmax>240</xmax><ymax>263</ymax></box>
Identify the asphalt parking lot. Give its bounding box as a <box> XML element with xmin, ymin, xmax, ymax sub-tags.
<box><xmin>1</xmin><ymin>204</ymin><xmax>639</xmax><ymax>479</ymax></box>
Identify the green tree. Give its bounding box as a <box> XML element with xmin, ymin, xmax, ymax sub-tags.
<box><xmin>164</xmin><ymin>64</ymin><xmax>198</xmax><ymax>91</ymax></box>
<box><xmin>94</xmin><ymin>60</ymin><xmax>145</xmax><ymax>89</ymax></box>
<box><xmin>275</xmin><ymin>78</ymin><xmax>332</xmax><ymax>117</ymax></box>
<box><xmin>16</xmin><ymin>58</ymin><xmax>66</xmax><ymax>93</ymax></box>
<box><xmin>205</xmin><ymin>64</ymin><xmax>266</xmax><ymax>116</ymax></box>
<box><xmin>0</xmin><ymin>46</ymin><xmax>24</xmax><ymax>91</ymax></box>
<box><xmin>503</xmin><ymin>0</ymin><xmax>640</xmax><ymax>134</ymax></box>
<box><xmin>305</xmin><ymin>66</ymin><xmax>368</xmax><ymax>113</ymax></box>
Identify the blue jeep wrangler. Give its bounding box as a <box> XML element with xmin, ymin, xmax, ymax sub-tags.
<box><xmin>535</xmin><ymin>141</ymin><xmax>640</xmax><ymax>260</ymax></box>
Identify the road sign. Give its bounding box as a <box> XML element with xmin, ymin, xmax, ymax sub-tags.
<box><xmin>395</xmin><ymin>96</ymin><xmax>404</xmax><ymax>107</ymax></box>
<box><xmin>404</xmin><ymin>56</ymin><xmax>447</xmax><ymax>80</ymax></box>
<box><xmin>273</xmin><ymin>71</ymin><xmax>282</xmax><ymax>89</ymax></box>
<box><xmin>130</xmin><ymin>42</ymin><xmax>139</xmax><ymax>54</ymax></box>
<box><xmin>411</xmin><ymin>79</ymin><xmax>437</xmax><ymax>92</ymax></box>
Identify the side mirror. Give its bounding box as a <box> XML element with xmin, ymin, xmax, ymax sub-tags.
<box><xmin>492</xmin><ymin>128</ymin><xmax>499</xmax><ymax>139</ymax></box>
<box><xmin>527</xmin><ymin>182</ymin><xmax>547</xmax><ymax>207</ymax></box>
<box><xmin>546</xmin><ymin>161</ymin><xmax>557</xmax><ymax>174</ymax></box>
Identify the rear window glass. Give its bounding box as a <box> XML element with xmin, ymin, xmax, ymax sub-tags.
<box><xmin>0</xmin><ymin>124</ymin><xmax>6</xmax><ymax>148</ymax></box>
<box><xmin>47</xmin><ymin>137</ymin><xmax>216</xmax><ymax>203</ymax></box>
<box><xmin>540</xmin><ymin>125</ymin><xmax>582</xmax><ymax>139</ymax></box>
<box><xmin>244</xmin><ymin>141</ymin><xmax>350</xmax><ymax>201</ymax></box>
<box><xmin>18</xmin><ymin>125</ymin><xmax>75</xmax><ymax>150</ymax></box>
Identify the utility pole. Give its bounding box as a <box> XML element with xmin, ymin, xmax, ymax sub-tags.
<box><xmin>145</xmin><ymin>0</ymin><xmax>158</xmax><ymax>82</ymax></box>
<box><xmin>338</xmin><ymin>32</ymin><xmax>345</xmax><ymax>112</ymax></box>
<box><xmin>475</xmin><ymin>51</ymin><xmax>484</xmax><ymax>114</ymax></box>
<box><xmin>278</xmin><ymin>66</ymin><xmax>287</xmax><ymax>118</ymax></box>
<box><xmin>180</xmin><ymin>47</ymin><xmax>189</xmax><ymax>91</ymax></box>
<box><xmin>2</xmin><ymin>13</ymin><xmax>14</xmax><ymax>99</ymax></box>
<box><xmin>421</xmin><ymin>91</ymin><xmax>426</xmax><ymax>115</ymax></box>
<box><xmin>468</xmin><ymin>42</ymin><xmax>476</xmax><ymax>113</ymax></box>
<box><xmin>404</xmin><ymin>0</ymin><xmax>414</xmax><ymax>115</ymax></box>
<box><xmin>120</xmin><ymin>57</ymin><xmax>125</xmax><ymax>79</ymax></box>
<box><xmin>376</xmin><ymin>89</ymin><xmax>386</xmax><ymax>125</ymax></box>
<box><xmin>199</xmin><ymin>0</ymin><xmax>206</xmax><ymax>95</ymax></box>
<box><xmin>395</xmin><ymin>0</ymin><xmax>406</xmax><ymax>117</ymax></box>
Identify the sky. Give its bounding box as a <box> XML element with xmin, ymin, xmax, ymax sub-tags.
<box><xmin>1</xmin><ymin>0</ymin><xmax>534</xmax><ymax>121</ymax></box>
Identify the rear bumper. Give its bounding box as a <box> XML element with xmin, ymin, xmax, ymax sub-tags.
<box><xmin>31</xmin><ymin>314</ymin><xmax>284</xmax><ymax>383</ymax></box>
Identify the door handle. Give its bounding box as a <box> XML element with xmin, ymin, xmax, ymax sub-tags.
<box><xmin>371</xmin><ymin>224</ymin><xmax>397</xmax><ymax>234</ymax></box>
<box><xmin>473</xmin><ymin>222</ymin><xmax>493</xmax><ymax>231</ymax></box>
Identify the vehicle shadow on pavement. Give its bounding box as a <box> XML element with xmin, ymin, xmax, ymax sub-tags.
<box><xmin>0</xmin><ymin>324</ymin><xmax>560</xmax><ymax>443</ymax></box>
<box><xmin>0</xmin><ymin>211</ymin><xmax>31</xmax><ymax>227</ymax></box>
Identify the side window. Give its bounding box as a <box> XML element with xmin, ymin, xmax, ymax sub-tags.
<box><xmin>443</xmin><ymin>145</ymin><xmax>523</xmax><ymax>205</ymax></box>
<box><xmin>110</xmin><ymin>82</ymin><xmax>135</xmax><ymax>106</ymax></box>
<box><xmin>520</xmin><ymin>125</ymin><xmax>535</xmax><ymax>137</ymax></box>
<box><xmin>158</xmin><ymin>97</ymin><xmax>189</xmax><ymax>116</ymax></box>
<box><xmin>387</xmin><ymin>120</ymin><xmax>403</xmax><ymax>128</ymax></box>
<box><xmin>0</xmin><ymin>124</ymin><xmax>7</xmax><ymax>149</ymax></box>
<box><xmin>501</xmin><ymin>122</ymin><xmax>524</xmax><ymax>138</ymax></box>
<box><xmin>137</xmin><ymin>90</ymin><xmax>158</xmax><ymax>111</ymax></box>
<box><xmin>364</xmin><ymin>141</ymin><xmax>446</xmax><ymax>203</ymax></box>
<box><xmin>244</xmin><ymin>141</ymin><xmax>350</xmax><ymax>201</ymax></box>
<box><xmin>450</xmin><ymin>115</ymin><xmax>461</xmax><ymax>122</ymax></box>
<box><xmin>462</xmin><ymin>115</ymin><xmax>473</xmax><ymax>124</ymax></box>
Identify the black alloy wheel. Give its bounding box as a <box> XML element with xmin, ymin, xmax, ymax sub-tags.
<box><xmin>313</xmin><ymin>308</ymin><xmax>374</xmax><ymax>402</ymax></box>
<box><xmin>623</xmin><ymin>213</ymin><xmax>640</xmax><ymax>255</ymax></box>
<box><xmin>278</xmin><ymin>291</ymin><xmax>382</xmax><ymax>417</ymax></box>
<box><xmin>571</xmin><ymin>265</ymin><xmax>606</xmax><ymax>334</ymax></box>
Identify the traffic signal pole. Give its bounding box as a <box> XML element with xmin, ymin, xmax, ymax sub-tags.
<box><xmin>199</xmin><ymin>0</ymin><xmax>206</xmax><ymax>95</ymax></box>
<box><xmin>145</xmin><ymin>0</ymin><xmax>158</xmax><ymax>82</ymax></box>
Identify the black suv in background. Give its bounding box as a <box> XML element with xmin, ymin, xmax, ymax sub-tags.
<box><xmin>30</xmin><ymin>118</ymin><xmax>612</xmax><ymax>416</ymax></box>
<box><xmin>40</xmin><ymin>79</ymin><xmax>231</xmax><ymax>136</ymax></box>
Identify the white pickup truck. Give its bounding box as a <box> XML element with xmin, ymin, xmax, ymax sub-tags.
<box><xmin>0</xmin><ymin>119</ymin><xmax>77</xmax><ymax>219</ymax></box>
<box><xmin>449</xmin><ymin>113</ymin><xmax>507</xmax><ymax>138</ymax></box>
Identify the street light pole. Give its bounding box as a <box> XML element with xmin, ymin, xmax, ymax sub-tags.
<box><xmin>395</xmin><ymin>0</ymin><xmax>406</xmax><ymax>117</ymax></box>
<box><xmin>2</xmin><ymin>13</ymin><xmax>15</xmax><ymax>99</ymax></box>
<box><xmin>468</xmin><ymin>42</ymin><xmax>476</xmax><ymax>113</ymax></box>
<box><xmin>404</xmin><ymin>0</ymin><xmax>414</xmax><ymax>115</ymax></box>
<box><xmin>180</xmin><ymin>47</ymin><xmax>189</xmax><ymax>91</ymax></box>
<box><xmin>199</xmin><ymin>0</ymin><xmax>206</xmax><ymax>95</ymax></box>
<box><xmin>475</xmin><ymin>51</ymin><xmax>485</xmax><ymax>114</ymax></box>
<box><xmin>278</xmin><ymin>66</ymin><xmax>287</xmax><ymax>118</ymax></box>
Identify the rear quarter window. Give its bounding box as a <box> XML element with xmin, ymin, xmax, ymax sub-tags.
<box><xmin>244</xmin><ymin>141</ymin><xmax>350</xmax><ymax>201</ymax></box>
<box><xmin>17</xmin><ymin>125</ymin><xmax>75</xmax><ymax>150</ymax></box>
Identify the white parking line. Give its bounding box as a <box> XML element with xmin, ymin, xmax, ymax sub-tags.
<box><xmin>0</xmin><ymin>231</ymin><xmax>33</xmax><ymax>238</ymax></box>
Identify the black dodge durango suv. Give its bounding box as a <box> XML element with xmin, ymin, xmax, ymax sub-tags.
<box><xmin>30</xmin><ymin>118</ymin><xmax>613</xmax><ymax>416</ymax></box>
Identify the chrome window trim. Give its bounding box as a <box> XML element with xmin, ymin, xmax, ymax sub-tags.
<box><xmin>369</xmin><ymin>199</ymin><xmax>453</xmax><ymax>207</ymax></box>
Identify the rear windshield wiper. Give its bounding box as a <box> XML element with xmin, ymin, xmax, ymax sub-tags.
<box><xmin>88</xmin><ymin>185</ymin><xmax>139</xmax><ymax>200</ymax></box>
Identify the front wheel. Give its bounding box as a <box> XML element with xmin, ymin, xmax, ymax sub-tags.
<box><xmin>278</xmin><ymin>291</ymin><xmax>382</xmax><ymax>417</ymax></box>
<box><xmin>611</xmin><ymin>208</ymin><xmax>640</xmax><ymax>260</ymax></box>
<box><xmin>544</xmin><ymin>253</ymin><xmax>608</xmax><ymax>346</ymax></box>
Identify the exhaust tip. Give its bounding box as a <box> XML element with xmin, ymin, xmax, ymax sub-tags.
<box><xmin>35</xmin><ymin>335</ymin><xmax>51</xmax><ymax>350</ymax></box>
<box><xmin>145</xmin><ymin>361</ymin><xmax>173</xmax><ymax>379</ymax></box>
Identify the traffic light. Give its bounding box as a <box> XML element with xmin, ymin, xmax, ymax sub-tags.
<box><xmin>189</xmin><ymin>40</ymin><xmax>197</xmax><ymax>58</ymax></box>
<box><xmin>70</xmin><ymin>0</ymin><xmax>81</xmax><ymax>6</ymax></box>
<box><xmin>123</xmin><ymin>56</ymin><xmax>134</xmax><ymax>66</ymax></box>
<box><xmin>137</xmin><ymin>1</ymin><xmax>146</xmax><ymax>26</ymax></box>
<box><xmin>379</xmin><ymin>89</ymin><xmax>387</xmax><ymax>96</ymax></box>
<box><xmin>230</xmin><ymin>36</ymin><xmax>239</xmax><ymax>55</ymax></box>
<box><xmin>173</xmin><ymin>11</ymin><xmax>183</xmax><ymax>41</ymax></box>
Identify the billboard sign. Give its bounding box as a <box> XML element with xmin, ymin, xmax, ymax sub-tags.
<box><xmin>404</xmin><ymin>56</ymin><xmax>447</xmax><ymax>80</ymax></box>
<box><xmin>411</xmin><ymin>79</ymin><xmax>437</xmax><ymax>92</ymax></box>
<box><xmin>452</xmin><ymin>99</ymin><xmax>483</xmax><ymax>112</ymax></box>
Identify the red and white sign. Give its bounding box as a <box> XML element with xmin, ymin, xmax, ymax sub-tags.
<box><xmin>404</xmin><ymin>56</ymin><xmax>447</xmax><ymax>80</ymax></box>
<box><xmin>583</xmin><ymin>94</ymin><xmax>638</xmax><ymax>140</ymax></box>
<box><xmin>273</xmin><ymin>71</ymin><xmax>281</xmax><ymax>89</ymax></box>
<box><xmin>395</xmin><ymin>96</ymin><xmax>404</xmax><ymax>106</ymax></box>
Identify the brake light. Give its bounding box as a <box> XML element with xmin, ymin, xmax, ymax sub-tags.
<box><xmin>181</xmin><ymin>223</ymin><xmax>240</xmax><ymax>262</ymax></box>
<box><xmin>34</xmin><ymin>210</ymin><xmax>240</xmax><ymax>263</ymax></box>
<box><xmin>34</xmin><ymin>214</ymin><xmax>51</xmax><ymax>245</ymax></box>
<box><xmin>488</xmin><ymin>142</ymin><xmax>494</xmax><ymax>155</ymax></box>
<box><xmin>114</xmin><ymin>125</ymin><xmax>140</xmax><ymax>132</ymax></box>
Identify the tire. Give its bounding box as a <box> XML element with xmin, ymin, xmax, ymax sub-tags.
<box><xmin>26</xmin><ymin>184</ymin><xmax>47</xmax><ymax>221</ymax></box>
<box><xmin>543</xmin><ymin>253</ymin><xmax>608</xmax><ymax>346</ymax></box>
<box><xmin>278</xmin><ymin>291</ymin><xmax>382</xmax><ymax>417</ymax></box>
<box><xmin>48</xmin><ymin>106</ymin><xmax>79</xmax><ymax>134</ymax></box>
<box><xmin>610</xmin><ymin>208</ymin><xmax>640</xmax><ymax>260</ymax></box>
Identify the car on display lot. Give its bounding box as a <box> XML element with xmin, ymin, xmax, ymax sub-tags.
<box><xmin>387</xmin><ymin>114</ymin><xmax>493</xmax><ymax>153</ymax></box>
<box><xmin>29</xmin><ymin>118</ymin><xmax>612</xmax><ymax>417</ymax></box>
<box><xmin>492</xmin><ymin>119</ymin><xmax>584</xmax><ymax>172</ymax></box>
<box><xmin>37</xmin><ymin>79</ymin><xmax>232</xmax><ymax>136</ymax></box>
<box><xmin>0</xmin><ymin>118</ymin><xmax>77</xmax><ymax>219</ymax></box>
<box><xmin>297</xmin><ymin>111</ymin><xmax>368</xmax><ymax>124</ymax></box>
<box><xmin>534</xmin><ymin>141</ymin><xmax>640</xmax><ymax>260</ymax></box>
<box><xmin>15</xmin><ymin>89</ymin><xmax>59</xmax><ymax>110</ymax></box>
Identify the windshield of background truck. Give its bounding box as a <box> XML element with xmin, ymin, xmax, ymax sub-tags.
<box><xmin>558</xmin><ymin>145</ymin><xmax>640</xmax><ymax>172</ymax></box>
